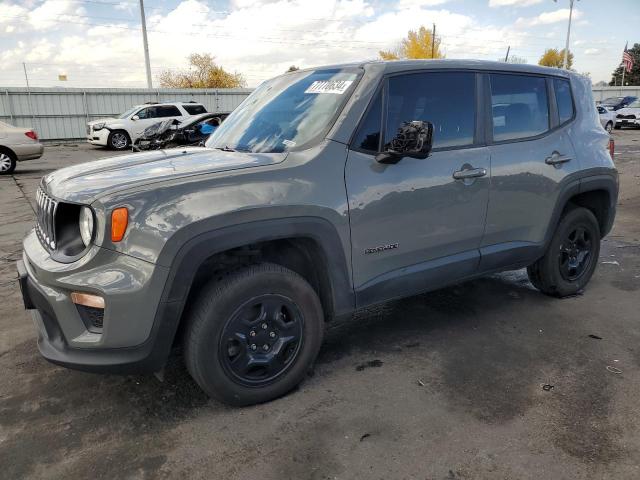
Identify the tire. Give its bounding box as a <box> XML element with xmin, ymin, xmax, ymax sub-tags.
<box><xmin>527</xmin><ymin>207</ymin><xmax>600</xmax><ymax>297</ymax></box>
<box><xmin>614</xmin><ymin>124</ymin><xmax>621</xmax><ymax>130</ymax></box>
<box><xmin>184</xmin><ymin>263</ymin><xmax>324</xmax><ymax>406</ymax></box>
<box><xmin>0</xmin><ymin>150</ymin><xmax>16</xmax><ymax>175</ymax></box>
<box><xmin>108</xmin><ymin>130</ymin><xmax>130</xmax><ymax>150</ymax></box>
<box><xmin>605</xmin><ymin>121</ymin><xmax>613</xmax><ymax>133</ymax></box>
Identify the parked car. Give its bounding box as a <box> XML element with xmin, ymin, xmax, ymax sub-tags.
<box><xmin>132</xmin><ymin>112</ymin><xmax>230</xmax><ymax>151</ymax></box>
<box><xmin>599</xmin><ymin>95</ymin><xmax>637</xmax><ymax>111</ymax></box>
<box><xmin>86</xmin><ymin>101</ymin><xmax>207</xmax><ymax>150</ymax></box>
<box><xmin>614</xmin><ymin>98</ymin><xmax>640</xmax><ymax>129</ymax></box>
<box><xmin>0</xmin><ymin>121</ymin><xmax>44</xmax><ymax>175</ymax></box>
<box><xmin>19</xmin><ymin>60</ymin><xmax>618</xmax><ymax>406</ymax></box>
<box><xmin>597</xmin><ymin>105</ymin><xmax>617</xmax><ymax>133</ymax></box>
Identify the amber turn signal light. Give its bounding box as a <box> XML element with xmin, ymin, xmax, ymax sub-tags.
<box><xmin>70</xmin><ymin>292</ymin><xmax>105</xmax><ymax>309</ymax></box>
<box><xmin>111</xmin><ymin>207</ymin><xmax>129</xmax><ymax>242</ymax></box>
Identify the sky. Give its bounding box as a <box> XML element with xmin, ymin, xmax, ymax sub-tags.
<box><xmin>0</xmin><ymin>0</ymin><xmax>638</xmax><ymax>88</ymax></box>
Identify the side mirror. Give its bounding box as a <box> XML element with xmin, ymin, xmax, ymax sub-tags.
<box><xmin>131</xmin><ymin>115</ymin><xmax>139</xmax><ymax>121</ymax></box>
<box><xmin>375</xmin><ymin>120</ymin><xmax>434</xmax><ymax>164</ymax></box>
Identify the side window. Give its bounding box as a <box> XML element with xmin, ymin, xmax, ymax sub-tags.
<box><xmin>136</xmin><ymin>107</ymin><xmax>157</xmax><ymax>119</ymax></box>
<box><xmin>183</xmin><ymin>104</ymin><xmax>207</xmax><ymax>115</ymax></box>
<box><xmin>384</xmin><ymin>72</ymin><xmax>475</xmax><ymax>149</ymax></box>
<box><xmin>352</xmin><ymin>90</ymin><xmax>382</xmax><ymax>153</ymax></box>
<box><xmin>490</xmin><ymin>74</ymin><xmax>549</xmax><ymax>142</ymax></box>
<box><xmin>156</xmin><ymin>106</ymin><xmax>181</xmax><ymax>117</ymax></box>
<box><xmin>554</xmin><ymin>78</ymin><xmax>574</xmax><ymax>124</ymax></box>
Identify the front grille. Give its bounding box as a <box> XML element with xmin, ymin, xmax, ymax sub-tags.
<box><xmin>35</xmin><ymin>187</ymin><xmax>58</xmax><ymax>250</ymax></box>
<box><xmin>617</xmin><ymin>114</ymin><xmax>635</xmax><ymax>119</ymax></box>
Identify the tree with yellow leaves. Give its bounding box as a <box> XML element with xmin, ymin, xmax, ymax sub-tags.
<box><xmin>159</xmin><ymin>54</ymin><xmax>245</xmax><ymax>88</ymax></box>
<box><xmin>379</xmin><ymin>26</ymin><xmax>444</xmax><ymax>60</ymax></box>
<box><xmin>538</xmin><ymin>48</ymin><xmax>574</xmax><ymax>69</ymax></box>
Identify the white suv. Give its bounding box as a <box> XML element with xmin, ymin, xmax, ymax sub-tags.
<box><xmin>87</xmin><ymin>102</ymin><xmax>207</xmax><ymax>150</ymax></box>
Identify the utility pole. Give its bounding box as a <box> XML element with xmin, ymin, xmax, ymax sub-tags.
<box><xmin>504</xmin><ymin>46</ymin><xmax>510</xmax><ymax>62</ymax></box>
<box><xmin>431</xmin><ymin>23</ymin><xmax>436</xmax><ymax>59</ymax></box>
<box><xmin>139</xmin><ymin>0</ymin><xmax>153</xmax><ymax>88</ymax></box>
<box><xmin>22</xmin><ymin>62</ymin><xmax>35</xmax><ymax>128</ymax></box>
<box><xmin>555</xmin><ymin>0</ymin><xmax>578</xmax><ymax>69</ymax></box>
<box><xmin>22</xmin><ymin>62</ymin><xmax>30</xmax><ymax>90</ymax></box>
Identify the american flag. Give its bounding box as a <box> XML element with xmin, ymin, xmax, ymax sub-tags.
<box><xmin>622</xmin><ymin>43</ymin><xmax>634</xmax><ymax>73</ymax></box>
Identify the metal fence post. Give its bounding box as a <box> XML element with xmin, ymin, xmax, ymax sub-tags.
<box><xmin>5</xmin><ymin>90</ymin><xmax>14</xmax><ymax>124</ymax></box>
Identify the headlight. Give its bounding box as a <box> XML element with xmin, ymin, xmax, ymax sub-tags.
<box><xmin>93</xmin><ymin>122</ymin><xmax>106</xmax><ymax>131</ymax></box>
<box><xmin>79</xmin><ymin>206</ymin><xmax>94</xmax><ymax>246</ymax></box>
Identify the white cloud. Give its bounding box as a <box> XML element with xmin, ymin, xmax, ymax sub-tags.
<box><xmin>489</xmin><ymin>0</ymin><xmax>543</xmax><ymax>7</ymax></box>
<box><xmin>584</xmin><ymin>48</ymin><xmax>601</xmax><ymax>55</ymax></box>
<box><xmin>0</xmin><ymin>0</ymin><xmax>616</xmax><ymax>86</ymax></box>
<box><xmin>516</xmin><ymin>8</ymin><xmax>582</xmax><ymax>26</ymax></box>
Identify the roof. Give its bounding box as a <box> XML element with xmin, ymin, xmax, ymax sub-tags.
<box><xmin>294</xmin><ymin>59</ymin><xmax>572</xmax><ymax>78</ymax></box>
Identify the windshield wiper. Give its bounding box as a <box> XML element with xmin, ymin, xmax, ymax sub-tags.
<box><xmin>215</xmin><ymin>145</ymin><xmax>253</xmax><ymax>153</ymax></box>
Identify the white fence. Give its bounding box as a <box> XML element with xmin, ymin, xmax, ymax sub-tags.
<box><xmin>591</xmin><ymin>86</ymin><xmax>640</xmax><ymax>102</ymax></box>
<box><xmin>0</xmin><ymin>87</ymin><xmax>252</xmax><ymax>141</ymax></box>
<box><xmin>1</xmin><ymin>85</ymin><xmax>638</xmax><ymax>141</ymax></box>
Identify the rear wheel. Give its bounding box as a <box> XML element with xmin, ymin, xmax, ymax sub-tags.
<box><xmin>527</xmin><ymin>207</ymin><xmax>600</xmax><ymax>297</ymax></box>
<box><xmin>0</xmin><ymin>150</ymin><xmax>16</xmax><ymax>175</ymax></box>
<box><xmin>108</xmin><ymin>130</ymin><xmax>130</xmax><ymax>150</ymax></box>
<box><xmin>184</xmin><ymin>263</ymin><xmax>324</xmax><ymax>406</ymax></box>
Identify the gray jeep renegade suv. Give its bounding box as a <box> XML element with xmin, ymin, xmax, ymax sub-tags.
<box><xmin>18</xmin><ymin>60</ymin><xmax>617</xmax><ymax>405</ymax></box>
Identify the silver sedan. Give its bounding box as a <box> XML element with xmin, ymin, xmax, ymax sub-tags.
<box><xmin>0</xmin><ymin>121</ymin><xmax>44</xmax><ymax>174</ymax></box>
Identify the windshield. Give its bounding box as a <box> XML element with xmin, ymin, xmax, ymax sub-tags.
<box><xmin>206</xmin><ymin>68</ymin><xmax>360</xmax><ymax>153</ymax></box>
<box><xmin>118</xmin><ymin>106</ymin><xmax>139</xmax><ymax>119</ymax></box>
<box><xmin>601</xmin><ymin>97</ymin><xmax>623</xmax><ymax>105</ymax></box>
<box><xmin>627</xmin><ymin>99</ymin><xmax>640</xmax><ymax>108</ymax></box>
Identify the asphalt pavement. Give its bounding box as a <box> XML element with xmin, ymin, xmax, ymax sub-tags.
<box><xmin>1</xmin><ymin>133</ymin><xmax>639</xmax><ymax>479</ymax></box>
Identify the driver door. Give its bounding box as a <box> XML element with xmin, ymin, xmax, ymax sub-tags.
<box><xmin>345</xmin><ymin>71</ymin><xmax>491</xmax><ymax>306</ymax></box>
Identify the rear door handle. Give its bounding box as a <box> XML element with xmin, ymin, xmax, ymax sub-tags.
<box><xmin>545</xmin><ymin>151</ymin><xmax>572</xmax><ymax>166</ymax></box>
<box><xmin>453</xmin><ymin>167</ymin><xmax>487</xmax><ymax>180</ymax></box>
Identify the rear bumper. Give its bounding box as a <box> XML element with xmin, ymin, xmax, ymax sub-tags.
<box><xmin>18</xmin><ymin>232</ymin><xmax>178</xmax><ymax>374</ymax></box>
<box><xmin>13</xmin><ymin>142</ymin><xmax>44</xmax><ymax>161</ymax></box>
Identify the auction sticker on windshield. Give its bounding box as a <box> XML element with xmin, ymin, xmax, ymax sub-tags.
<box><xmin>305</xmin><ymin>80</ymin><xmax>354</xmax><ymax>94</ymax></box>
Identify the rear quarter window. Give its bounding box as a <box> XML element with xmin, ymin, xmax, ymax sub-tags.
<box><xmin>554</xmin><ymin>78</ymin><xmax>574</xmax><ymax>124</ymax></box>
<box><xmin>183</xmin><ymin>105</ymin><xmax>207</xmax><ymax>115</ymax></box>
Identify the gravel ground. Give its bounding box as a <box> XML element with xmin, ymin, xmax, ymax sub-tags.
<box><xmin>0</xmin><ymin>132</ymin><xmax>639</xmax><ymax>480</ymax></box>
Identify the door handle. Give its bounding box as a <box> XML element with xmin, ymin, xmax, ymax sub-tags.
<box><xmin>452</xmin><ymin>167</ymin><xmax>487</xmax><ymax>180</ymax></box>
<box><xmin>545</xmin><ymin>151</ymin><xmax>572</xmax><ymax>166</ymax></box>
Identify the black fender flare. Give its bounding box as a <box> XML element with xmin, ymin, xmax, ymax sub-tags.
<box><xmin>158</xmin><ymin>216</ymin><xmax>355</xmax><ymax>317</ymax></box>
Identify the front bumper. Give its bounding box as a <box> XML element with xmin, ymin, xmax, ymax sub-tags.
<box><xmin>18</xmin><ymin>230</ymin><xmax>177</xmax><ymax>373</ymax></box>
<box><xmin>86</xmin><ymin>127</ymin><xmax>109</xmax><ymax>146</ymax></box>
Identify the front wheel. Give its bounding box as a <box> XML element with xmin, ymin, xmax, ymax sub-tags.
<box><xmin>184</xmin><ymin>263</ymin><xmax>324</xmax><ymax>406</ymax></box>
<box><xmin>527</xmin><ymin>207</ymin><xmax>600</xmax><ymax>297</ymax></box>
<box><xmin>605</xmin><ymin>121</ymin><xmax>613</xmax><ymax>133</ymax></box>
<box><xmin>108</xmin><ymin>130</ymin><xmax>130</xmax><ymax>150</ymax></box>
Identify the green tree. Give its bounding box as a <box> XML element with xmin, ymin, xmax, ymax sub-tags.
<box><xmin>538</xmin><ymin>48</ymin><xmax>573</xmax><ymax>69</ymax></box>
<box><xmin>609</xmin><ymin>43</ymin><xmax>640</xmax><ymax>86</ymax></box>
<box><xmin>159</xmin><ymin>54</ymin><xmax>245</xmax><ymax>88</ymax></box>
<box><xmin>379</xmin><ymin>26</ymin><xmax>444</xmax><ymax>60</ymax></box>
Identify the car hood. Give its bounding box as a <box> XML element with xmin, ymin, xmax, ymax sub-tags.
<box><xmin>615</xmin><ymin>107</ymin><xmax>638</xmax><ymax>116</ymax></box>
<box><xmin>42</xmin><ymin>147</ymin><xmax>286</xmax><ymax>204</ymax></box>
